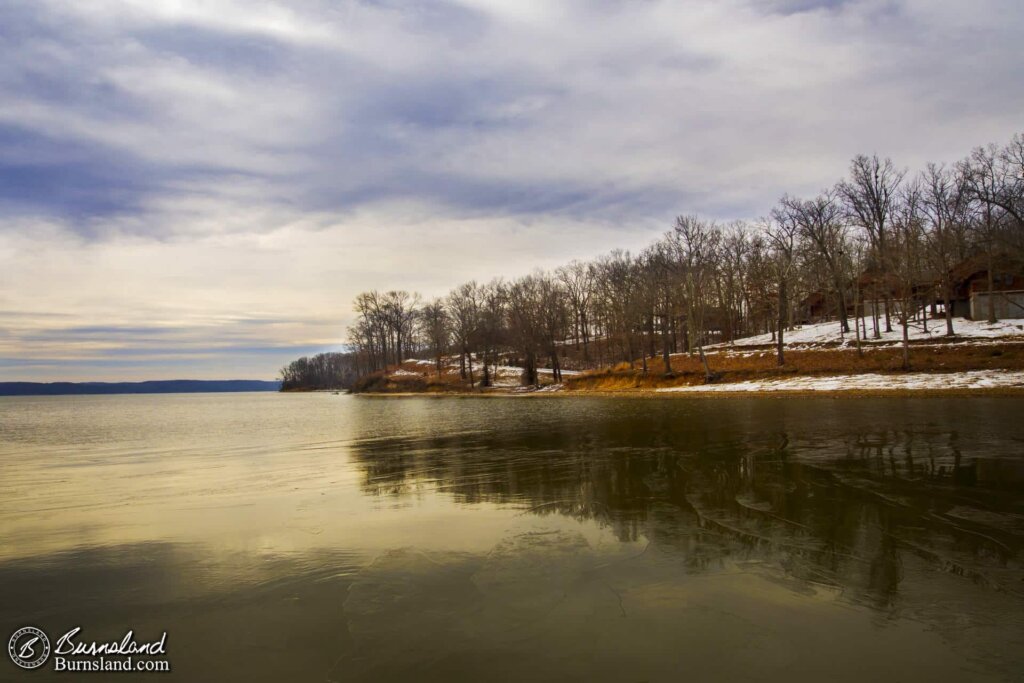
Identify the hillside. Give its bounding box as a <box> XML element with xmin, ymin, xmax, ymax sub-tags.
<box><xmin>355</xmin><ymin>318</ymin><xmax>1024</xmax><ymax>395</ymax></box>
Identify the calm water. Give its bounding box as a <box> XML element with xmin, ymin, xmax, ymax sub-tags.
<box><xmin>2</xmin><ymin>393</ymin><xmax>1024</xmax><ymax>681</ymax></box>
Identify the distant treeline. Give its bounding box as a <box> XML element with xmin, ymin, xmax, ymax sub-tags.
<box><xmin>0</xmin><ymin>380</ymin><xmax>281</xmax><ymax>396</ymax></box>
<box><xmin>339</xmin><ymin>133</ymin><xmax>1024</xmax><ymax>384</ymax></box>
<box><xmin>279</xmin><ymin>352</ymin><xmax>361</xmax><ymax>391</ymax></box>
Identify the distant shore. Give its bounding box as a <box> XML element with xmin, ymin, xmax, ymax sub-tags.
<box><xmin>0</xmin><ymin>380</ymin><xmax>281</xmax><ymax>396</ymax></box>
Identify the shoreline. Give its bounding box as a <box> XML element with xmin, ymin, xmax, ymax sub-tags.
<box><xmin>350</xmin><ymin>367</ymin><xmax>1024</xmax><ymax>398</ymax></box>
<box><xmin>352</xmin><ymin>386</ymin><xmax>1024</xmax><ymax>399</ymax></box>
<box><xmin>347</xmin><ymin>331</ymin><xmax>1024</xmax><ymax>400</ymax></box>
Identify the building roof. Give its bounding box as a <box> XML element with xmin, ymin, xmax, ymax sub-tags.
<box><xmin>949</xmin><ymin>253</ymin><xmax>1024</xmax><ymax>286</ymax></box>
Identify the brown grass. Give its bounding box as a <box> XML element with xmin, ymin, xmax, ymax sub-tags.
<box><xmin>565</xmin><ymin>342</ymin><xmax>1024</xmax><ymax>392</ymax></box>
<box><xmin>352</xmin><ymin>343</ymin><xmax>1024</xmax><ymax>394</ymax></box>
<box><xmin>351</xmin><ymin>360</ymin><xmax>511</xmax><ymax>394</ymax></box>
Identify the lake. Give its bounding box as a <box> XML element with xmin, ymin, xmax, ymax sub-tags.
<box><xmin>1</xmin><ymin>393</ymin><xmax>1023</xmax><ymax>681</ymax></box>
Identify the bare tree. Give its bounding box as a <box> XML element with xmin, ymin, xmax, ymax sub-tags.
<box><xmin>382</xmin><ymin>291</ymin><xmax>419</xmax><ymax>365</ymax></box>
<box><xmin>420</xmin><ymin>299</ymin><xmax>450</xmax><ymax>377</ymax></box>
<box><xmin>892</xmin><ymin>179</ymin><xmax>927</xmax><ymax>369</ymax></box>
<box><xmin>961</xmin><ymin>141</ymin><xmax>1024</xmax><ymax>322</ymax></box>
<box><xmin>963</xmin><ymin>137</ymin><xmax>1024</xmax><ymax>226</ymax></box>
<box><xmin>718</xmin><ymin>222</ymin><xmax>751</xmax><ymax>342</ymax></box>
<box><xmin>478</xmin><ymin>280</ymin><xmax>507</xmax><ymax>387</ymax></box>
<box><xmin>743</xmin><ymin>232</ymin><xmax>776</xmax><ymax>339</ymax></box>
<box><xmin>447</xmin><ymin>282</ymin><xmax>481</xmax><ymax>387</ymax></box>
<box><xmin>506</xmin><ymin>275</ymin><xmax>543</xmax><ymax>387</ymax></box>
<box><xmin>643</xmin><ymin>240</ymin><xmax>677</xmax><ymax>376</ymax></box>
<box><xmin>785</xmin><ymin>191</ymin><xmax>852</xmax><ymax>334</ymax></box>
<box><xmin>538</xmin><ymin>273</ymin><xmax>568</xmax><ymax>382</ymax></box>
<box><xmin>766</xmin><ymin>202</ymin><xmax>801</xmax><ymax>366</ymax></box>
<box><xmin>556</xmin><ymin>261</ymin><xmax>595</xmax><ymax>361</ymax></box>
<box><xmin>838</xmin><ymin>155</ymin><xmax>906</xmax><ymax>334</ymax></box>
<box><xmin>670</xmin><ymin>215</ymin><xmax>720</xmax><ymax>381</ymax></box>
<box><xmin>921</xmin><ymin>163</ymin><xmax>972</xmax><ymax>335</ymax></box>
<box><xmin>593</xmin><ymin>250</ymin><xmax>642</xmax><ymax>367</ymax></box>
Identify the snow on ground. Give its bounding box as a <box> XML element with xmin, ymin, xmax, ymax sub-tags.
<box><xmin>491</xmin><ymin>366</ymin><xmax>526</xmax><ymax>388</ymax></box>
<box><xmin>511</xmin><ymin>383</ymin><xmax>565</xmax><ymax>393</ymax></box>
<box><xmin>715</xmin><ymin>318</ymin><xmax>1024</xmax><ymax>348</ymax></box>
<box><xmin>492</xmin><ymin>366</ymin><xmax>579</xmax><ymax>388</ymax></box>
<box><xmin>656</xmin><ymin>370</ymin><xmax>1024</xmax><ymax>393</ymax></box>
<box><xmin>397</xmin><ymin>359</ymin><xmax>574</xmax><ymax>388</ymax></box>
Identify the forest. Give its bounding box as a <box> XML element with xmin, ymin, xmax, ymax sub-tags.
<box><xmin>282</xmin><ymin>133</ymin><xmax>1024</xmax><ymax>390</ymax></box>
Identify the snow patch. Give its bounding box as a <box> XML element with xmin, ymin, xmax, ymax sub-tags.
<box><xmin>716</xmin><ymin>318</ymin><xmax>1024</xmax><ymax>348</ymax></box>
<box><xmin>656</xmin><ymin>370</ymin><xmax>1024</xmax><ymax>393</ymax></box>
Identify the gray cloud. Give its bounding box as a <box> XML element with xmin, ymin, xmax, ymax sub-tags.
<box><xmin>0</xmin><ymin>0</ymin><xmax>1021</xmax><ymax>379</ymax></box>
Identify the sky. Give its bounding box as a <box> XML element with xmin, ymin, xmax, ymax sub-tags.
<box><xmin>1</xmin><ymin>0</ymin><xmax>1022</xmax><ymax>382</ymax></box>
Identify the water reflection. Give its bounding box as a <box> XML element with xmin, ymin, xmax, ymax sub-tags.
<box><xmin>340</xmin><ymin>397</ymin><xmax>1024</xmax><ymax>679</ymax></box>
<box><xmin>347</xmin><ymin>400</ymin><xmax>1024</xmax><ymax>602</ymax></box>
<box><xmin>1</xmin><ymin>394</ymin><xmax>1023</xmax><ymax>681</ymax></box>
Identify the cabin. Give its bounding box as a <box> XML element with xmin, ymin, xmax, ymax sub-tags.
<box><xmin>947</xmin><ymin>254</ymin><xmax>1024</xmax><ymax>320</ymax></box>
<box><xmin>854</xmin><ymin>269</ymin><xmax>920</xmax><ymax>319</ymax></box>
<box><xmin>855</xmin><ymin>268</ymin><xmax>899</xmax><ymax>309</ymax></box>
<box><xmin>797</xmin><ymin>291</ymin><xmax>830</xmax><ymax>324</ymax></box>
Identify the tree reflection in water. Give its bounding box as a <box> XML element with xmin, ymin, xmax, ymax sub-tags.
<box><xmin>341</xmin><ymin>396</ymin><xmax>1024</xmax><ymax>678</ymax></box>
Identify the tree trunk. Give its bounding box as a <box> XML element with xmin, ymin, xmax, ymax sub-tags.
<box><xmin>836</xmin><ymin>277</ymin><xmax>850</xmax><ymax>334</ymax></box>
<box><xmin>862</xmin><ymin>306</ymin><xmax>868</xmax><ymax>340</ymax></box>
<box><xmin>901</xmin><ymin>315</ymin><xmax>910</xmax><ymax>371</ymax></box>
<box><xmin>555</xmin><ymin>348</ymin><xmax>563</xmax><ymax>382</ymax></box>
<box><xmin>482</xmin><ymin>351</ymin><xmax>491</xmax><ymax>387</ymax></box>
<box><xmin>686</xmin><ymin>309</ymin><xmax>696</xmax><ymax>357</ymax></box>
<box><xmin>872</xmin><ymin>295</ymin><xmax>881</xmax><ymax>339</ymax></box>
<box><xmin>944</xmin><ymin>288</ymin><xmax>954</xmax><ymax>336</ymax></box>
<box><xmin>661</xmin><ymin>314</ymin><xmax>672</xmax><ymax>376</ymax></box>
<box><xmin>524</xmin><ymin>352</ymin><xmax>538</xmax><ymax>388</ymax></box>
<box><xmin>697</xmin><ymin>339</ymin><xmax>714</xmax><ymax>381</ymax></box>
<box><xmin>854</xmin><ymin>298</ymin><xmax>863</xmax><ymax>358</ymax></box>
<box><xmin>582</xmin><ymin>313</ymin><xmax>590</xmax><ymax>362</ymax></box>
<box><xmin>987</xmin><ymin>250</ymin><xmax>997</xmax><ymax>323</ymax></box>
<box><xmin>776</xmin><ymin>278</ymin><xmax>787</xmax><ymax>367</ymax></box>
<box><xmin>646</xmin><ymin>314</ymin><xmax>656</xmax><ymax>359</ymax></box>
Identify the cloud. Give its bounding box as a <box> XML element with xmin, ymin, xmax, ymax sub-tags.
<box><xmin>0</xmin><ymin>0</ymin><xmax>1021</xmax><ymax>379</ymax></box>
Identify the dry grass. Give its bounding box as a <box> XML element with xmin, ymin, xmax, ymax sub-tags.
<box><xmin>565</xmin><ymin>342</ymin><xmax>1024</xmax><ymax>392</ymax></box>
<box><xmin>351</xmin><ymin>360</ymin><xmax>512</xmax><ymax>394</ymax></box>
<box><xmin>353</xmin><ymin>343</ymin><xmax>1024</xmax><ymax>394</ymax></box>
